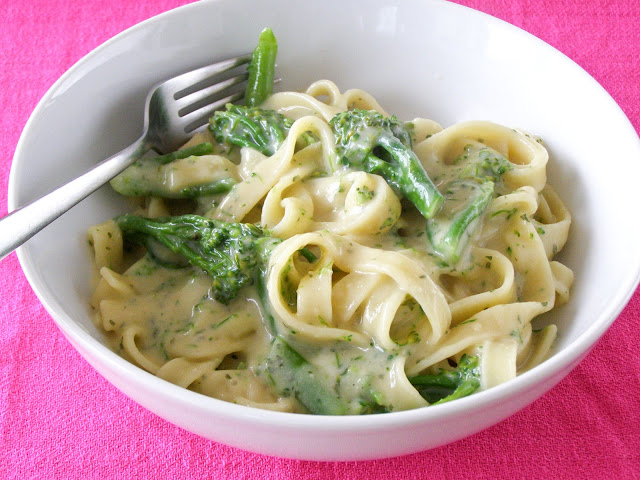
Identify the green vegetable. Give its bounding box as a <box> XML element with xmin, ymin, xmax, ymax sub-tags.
<box><xmin>409</xmin><ymin>354</ymin><xmax>481</xmax><ymax>405</ymax></box>
<box><xmin>297</xmin><ymin>247</ymin><xmax>318</xmax><ymax>263</ymax></box>
<box><xmin>258</xmin><ymin>337</ymin><xmax>389</xmax><ymax>415</ymax></box>
<box><xmin>175</xmin><ymin>178</ymin><xmax>237</xmax><ymax>198</ymax></box>
<box><xmin>330</xmin><ymin>109</ymin><xmax>444</xmax><ymax>219</ymax></box>
<box><xmin>210</xmin><ymin>30</ymin><xmax>320</xmax><ymax>156</ymax></box>
<box><xmin>259</xmin><ymin>336</ymin><xmax>349</xmax><ymax>415</ymax></box>
<box><xmin>245</xmin><ymin>28</ymin><xmax>278</xmax><ymax>107</ymax></box>
<box><xmin>426</xmin><ymin>179</ymin><xmax>494</xmax><ymax>265</ymax></box>
<box><xmin>148</xmin><ymin>142</ymin><xmax>215</xmax><ymax>165</ymax></box>
<box><xmin>457</xmin><ymin>146</ymin><xmax>512</xmax><ymax>182</ymax></box>
<box><xmin>426</xmin><ymin>145</ymin><xmax>512</xmax><ymax>265</ymax></box>
<box><xmin>253</xmin><ymin>237</ymin><xmax>288</xmax><ymax>336</ymax></box>
<box><xmin>209</xmin><ymin>104</ymin><xmax>293</xmax><ymax>156</ymax></box>
<box><xmin>110</xmin><ymin>143</ymin><xmax>236</xmax><ymax>198</ymax></box>
<box><xmin>114</xmin><ymin>214</ymin><xmax>278</xmax><ymax>305</ymax></box>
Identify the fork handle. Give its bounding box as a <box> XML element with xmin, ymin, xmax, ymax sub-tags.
<box><xmin>0</xmin><ymin>135</ymin><xmax>150</xmax><ymax>261</ymax></box>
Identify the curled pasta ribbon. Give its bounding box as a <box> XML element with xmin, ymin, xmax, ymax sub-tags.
<box><xmin>331</xmin><ymin>272</ymin><xmax>383</xmax><ymax>328</ymax></box>
<box><xmin>260</xmin><ymin>165</ymin><xmax>316</xmax><ymax>237</ymax></box>
<box><xmin>140</xmin><ymin>197</ymin><xmax>171</xmax><ymax>218</ymax></box>
<box><xmin>210</xmin><ymin>116</ymin><xmax>335</xmax><ymax>222</ymax></box>
<box><xmin>480</xmin><ymin>337</ymin><xmax>519</xmax><ymax>389</ymax></box>
<box><xmin>94</xmin><ymin>267</ymin><xmax>136</xmax><ymax>299</ymax></box>
<box><xmin>99</xmin><ymin>297</ymin><xmax>140</xmax><ymax>332</ymax></box>
<box><xmin>486</xmin><ymin>185</ymin><xmax>538</xmax><ymax>219</ymax></box>
<box><xmin>479</xmin><ymin>321</ymin><xmax>537</xmax><ymax>388</ymax></box>
<box><xmin>263</xmin><ymin>89</ymin><xmax>342</xmax><ymax>122</ymax></box>
<box><xmin>406</xmin><ymin>301</ymin><xmax>545</xmax><ymax>376</ymax></box>
<box><xmin>517</xmin><ymin>324</ymin><xmax>558</xmax><ymax>373</ymax></box>
<box><xmin>359</xmin><ymin>276</ymin><xmax>428</xmax><ymax>350</ymax></box>
<box><xmin>550</xmin><ymin>261</ymin><xmax>574</xmax><ymax>306</ymax></box>
<box><xmin>157</xmin><ymin>357</ymin><xmax>222</xmax><ymax>388</ymax></box>
<box><xmin>88</xmin><ymin>220</ymin><xmax>123</xmax><ymax>272</ymax></box>
<box><xmin>415</xmin><ymin>121</ymin><xmax>548</xmax><ymax>192</ymax></box>
<box><xmin>306</xmin><ymin>79</ymin><xmax>390</xmax><ymax>115</ymax></box>
<box><xmin>267</xmin><ymin>232</ymin><xmax>369</xmax><ymax>345</ymax></box>
<box><xmin>446</xmin><ymin>247</ymin><xmax>517</xmax><ymax>325</ymax></box>
<box><xmin>90</xmin><ymin>267</ymin><xmax>138</xmax><ymax>327</ymax></box>
<box><xmin>121</xmin><ymin>324</ymin><xmax>162</xmax><ymax>374</ymax></box>
<box><xmin>473</xmin><ymin>319</ymin><xmax>556</xmax><ymax>389</ymax></box>
<box><xmin>263</xmin><ymin>79</ymin><xmax>389</xmax><ymax>122</ymax></box>
<box><xmin>236</xmin><ymin>146</ymin><xmax>268</xmax><ymax>181</ymax></box>
<box><xmin>408</xmin><ymin>118</ymin><xmax>443</xmax><ymax>143</ymax></box>
<box><xmin>482</xmin><ymin>187</ymin><xmax>556</xmax><ymax>306</ymax></box>
<box><xmin>311</xmin><ymin>172</ymin><xmax>401</xmax><ymax>235</ymax></box>
<box><xmin>266</xmin><ymin>231</ymin><xmax>450</xmax><ymax>347</ymax></box>
<box><xmin>532</xmin><ymin>185</ymin><xmax>572</xmax><ymax>259</ymax></box>
<box><xmin>383</xmin><ymin>355</ymin><xmax>430</xmax><ymax>410</ymax></box>
<box><xmin>262</xmin><ymin>171</ymin><xmax>402</xmax><ymax>238</ymax></box>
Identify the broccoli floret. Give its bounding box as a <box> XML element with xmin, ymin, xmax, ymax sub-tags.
<box><xmin>209</xmin><ymin>104</ymin><xmax>293</xmax><ymax>156</ymax></box>
<box><xmin>330</xmin><ymin>109</ymin><xmax>444</xmax><ymax>219</ymax></box>
<box><xmin>207</xmin><ymin>28</ymin><xmax>299</xmax><ymax>155</ymax></box>
<box><xmin>115</xmin><ymin>214</ymin><xmax>279</xmax><ymax>305</ymax></box>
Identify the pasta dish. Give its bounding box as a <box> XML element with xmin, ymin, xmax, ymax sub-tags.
<box><xmin>88</xmin><ymin>30</ymin><xmax>572</xmax><ymax>415</ymax></box>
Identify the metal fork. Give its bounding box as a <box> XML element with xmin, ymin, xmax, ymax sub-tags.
<box><xmin>0</xmin><ymin>54</ymin><xmax>255</xmax><ymax>261</ymax></box>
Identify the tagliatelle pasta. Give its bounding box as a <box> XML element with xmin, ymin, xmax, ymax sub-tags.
<box><xmin>89</xmin><ymin>79</ymin><xmax>572</xmax><ymax>415</ymax></box>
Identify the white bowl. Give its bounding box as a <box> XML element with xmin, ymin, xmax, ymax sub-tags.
<box><xmin>9</xmin><ymin>0</ymin><xmax>640</xmax><ymax>461</ymax></box>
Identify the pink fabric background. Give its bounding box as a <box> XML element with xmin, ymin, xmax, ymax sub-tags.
<box><xmin>1</xmin><ymin>0</ymin><xmax>639</xmax><ymax>478</ymax></box>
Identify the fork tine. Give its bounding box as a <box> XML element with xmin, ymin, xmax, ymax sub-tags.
<box><xmin>176</xmin><ymin>72</ymin><xmax>249</xmax><ymax>115</ymax></box>
<box><xmin>182</xmin><ymin>92</ymin><xmax>246</xmax><ymax>133</ymax></box>
<box><xmin>165</xmin><ymin>54</ymin><xmax>252</xmax><ymax>96</ymax></box>
<box><xmin>180</xmin><ymin>77</ymin><xmax>283</xmax><ymax>133</ymax></box>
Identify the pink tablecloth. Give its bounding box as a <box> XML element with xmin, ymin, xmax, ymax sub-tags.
<box><xmin>1</xmin><ymin>0</ymin><xmax>639</xmax><ymax>478</ymax></box>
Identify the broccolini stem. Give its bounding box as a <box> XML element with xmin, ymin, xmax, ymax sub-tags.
<box><xmin>151</xmin><ymin>142</ymin><xmax>214</xmax><ymax>165</ymax></box>
<box><xmin>409</xmin><ymin>354</ymin><xmax>481</xmax><ymax>405</ymax></box>
<box><xmin>297</xmin><ymin>247</ymin><xmax>318</xmax><ymax>263</ymax></box>
<box><xmin>330</xmin><ymin>109</ymin><xmax>443</xmax><ymax>220</ymax></box>
<box><xmin>377</xmin><ymin>134</ymin><xmax>444</xmax><ymax>219</ymax></box>
<box><xmin>426</xmin><ymin>179</ymin><xmax>494</xmax><ymax>265</ymax></box>
<box><xmin>245</xmin><ymin>28</ymin><xmax>277</xmax><ymax>107</ymax></box>
<box><xmin>431</xmin><ymin>376</ymin><xmax>480</xmax><ymax>405</ymax></box>
<box><xmin>177</xmin><ymin>177</ymin><xmax>237</xmax><ymax>199</ymax></box>
<box><xmin>110</xmin><ymin>142</ymin><xmax>235</xmax><ymax>199</ymax></box>
<box><xmin>259</xmin><ymin>336</ymin><xmax>349</xmax><ymax>415</ymax></box>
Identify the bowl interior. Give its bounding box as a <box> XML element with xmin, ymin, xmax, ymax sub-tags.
<box><xmin>9</xmin><ymin>0</ymin><xmax>640</xmax><ymax>458</ymax></box>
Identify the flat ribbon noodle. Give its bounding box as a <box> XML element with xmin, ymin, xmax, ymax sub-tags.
<box><xmin>209</xmin><ymin>116</ymin><xmax>335</xmax><ymax>222</ymax></box>
<box><xmin>262</xmin><ymin>171</ymin><xmax>401</xmax><ymax>238</ymax></box>
<box><xmin>415</xmin><ymin>120</ymin><xmax>548</xmax><ymax>192</ymax></box>
<box><xmin>266</xmin><ymin>231</ymin><xmax>450</xmax><ymax>347</ymax></box>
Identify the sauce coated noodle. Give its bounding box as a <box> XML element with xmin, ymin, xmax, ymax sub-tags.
<box><xmin>89</xmin><ymin>80</ymin><xmax>572</xmax><ymax>414</ymax></box>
